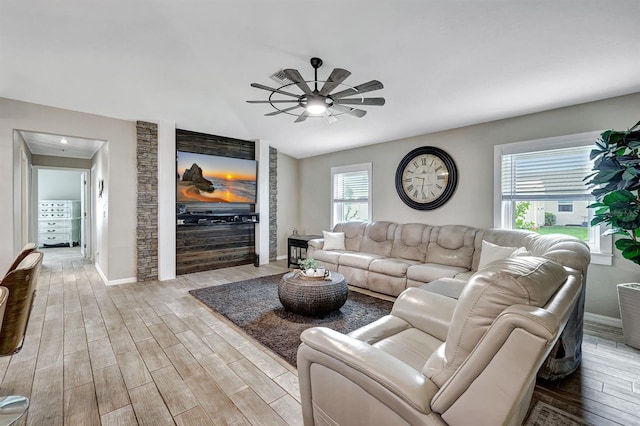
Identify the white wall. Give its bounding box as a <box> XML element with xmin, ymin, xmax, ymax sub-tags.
<box><xmin>38</xmin><ymin>169</ymin><xmax>82</xmax><ymax>200</ymax></box>
<box><xmin>92</xmin><ymin>143</ymin><xmax>110</xmax><ymax>279</ymax></box>
<box><xmin>276</xmin><ymin>150</ymin><xmax>300</xmax><ymax>258</ymax></box>
<box><xmin>1</xmin><ymin>97</ymin><xmax>136</xmax><ymax>282</ymax></box>
<box><xmin>298</xmin><ymin>92</ymin><xmax>640</xmax><ymax>319</ymax></box>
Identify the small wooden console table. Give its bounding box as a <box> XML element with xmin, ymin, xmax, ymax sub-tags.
<box><xmin>287</xmin><ymin>235</ymin><xmax>321</xmax><ymax>268</ymax></box>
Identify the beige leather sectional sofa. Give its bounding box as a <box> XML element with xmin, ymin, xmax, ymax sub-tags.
<box><xmin>307</xmin><ymin>221</ymin><xmax>590</xmax><ymax>379</ymax></box>
<box><xmin>299</xmin><ymin>221</ymin><xmax>591</xmax><ymax>425</ymax></box>
<box><xmin>308</xmin><ymin>221</ymin><xmax>589</xmax><ymax>298</ymax></box>
<box><xmin>298</xmin><ymin>256</ymin><xmax>582</xmax><ymax>425</ymax></box>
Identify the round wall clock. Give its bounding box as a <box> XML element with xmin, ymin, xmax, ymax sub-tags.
<box><xmin>395</xmin><ymin>146</ymin><xmax>458</xmax><ymax>210</ymax></box>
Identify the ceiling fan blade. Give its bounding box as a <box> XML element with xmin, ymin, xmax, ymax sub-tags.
<box><xmin>330</xmin><ymin>104</ymin><xmax>367</xmax><ymax>118</ymax></box>
<box><xmin>284</xmin><ymin>69</ymin><xmax>313</xmax><ymax>96</ymax></box>
<box><xmin>319</xmin><ymin>68</ymin><xmax>351</xmax><ymax>96</ymax></box>
<box><xmin>246</xmin><ymin>100</ymin><xmax>300</xmax><ymax>104</ymax></box>
<box><xmin>334</xmin><ymin>97</ymin><xmax>386</xmax><ymax>106</ymax></box>
<box><xmin>294</xmin><ymin>110</ymin><xmax>310</xmax><ymax>123</ymax></box>
<box><xmin>330</xmin><ymin>80</ymin><xmax>384</xmax><ymax>99</ymax></box>
<box><xmin>265</xmin><ymin>106</ymin><xmax>301</xmax><ymax>116</ymax></box>
<box><xmin>250</xmin><ymin>83</ymin><xmax>300</xmax><ymax>98</ymax></box>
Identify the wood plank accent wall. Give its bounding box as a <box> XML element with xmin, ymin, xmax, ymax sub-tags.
<box><xmin>176</xmin><ymin>129</ymin><xmax>255</xmax><ymax>159</ymax></box>
<box><xmin>176</xmin><ymin>223</ymin><xmax>256</xmax><ymax>275</ymax></box>
<box><xmin>175</xmin><ymin>129</ymin><xmax>257</xmax><ymax>275</ymax></box>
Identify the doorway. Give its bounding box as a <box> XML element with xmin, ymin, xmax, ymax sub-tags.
<box><xmin>15</xmin><ymin>130</ymin><xmax>105</xmax><ymax>262</ymax></box>
<box><xmin>34</xmin><ymin>167</ymin><xmax>90</xmax><ymax>259</ymax></box>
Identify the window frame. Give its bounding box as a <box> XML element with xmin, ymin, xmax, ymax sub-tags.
<box><xmin>557</xmin><ymin>201</ymin><xmax>574</xmax><ymax>213</ymax></box>
<box><xmin>330</xmin><ymin>163</ymin><xmax>372</xmax><ymax>229</ymax></box>
<box><xmin>494</xmin><ymin>131</ymin><xmax>612</xmax><ymax>266</ymax></box>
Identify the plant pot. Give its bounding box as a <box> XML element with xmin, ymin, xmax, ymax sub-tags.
<box><xmin>618</xmin><ymin>283</ymin><xmax>640</xmax><ymax>350</ymax></box>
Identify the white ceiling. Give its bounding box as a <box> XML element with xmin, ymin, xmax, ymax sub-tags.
<box><xmin>18</xmin><ymin>130</ymin><xmax>105</xmax><ymax>159</ymax></box>
<box><xmin>2</xmin><ymin>1</ymin><xmax>639</xmax><ymax>159</ymax></box>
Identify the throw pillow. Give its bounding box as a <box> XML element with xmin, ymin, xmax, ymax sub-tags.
<box><xmin>323</xmin><ymin>231</ymin><xmax>346</xmax><ymax>250</ymax></box>
<box><xmin>478</xmin><ymin>240</ymin><xmax>525</xmax><ymax>270</ymax></box>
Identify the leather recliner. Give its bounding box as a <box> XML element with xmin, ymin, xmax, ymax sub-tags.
<box><xmin>297</xmin><ymin>256</ymin><xmax>581</xmax><ymax>425</ymax></box>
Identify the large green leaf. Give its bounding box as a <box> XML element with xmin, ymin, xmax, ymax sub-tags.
<box><xmin>618</xmin><ymin>240</ymin><xmax>640</xmax><ymax>265</ymax></box>
<box><xmin>608</xmin><ymin>131</ymin><xmax>626</xmax><ymax>145</ymax></box>
<box><xmin>603</xmin><ymin>189</ymin><xmax>636</xmax><ymax>204</ymax></box>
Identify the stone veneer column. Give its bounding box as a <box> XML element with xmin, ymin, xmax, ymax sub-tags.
<box><xmin>269</xmin><ymin>147</ymin><xmax>278</xmax><ymax>261</ymax></box>
<box><xmin>136</xmin><ymin>121</ymin><xmax>158</xmax><ymax>281</ymax></box>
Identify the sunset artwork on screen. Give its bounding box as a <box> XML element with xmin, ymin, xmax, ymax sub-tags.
<box><xmin>176</xmin><ymin>151</ymin><xmax>257</xmax><ymax>203</ymax></box>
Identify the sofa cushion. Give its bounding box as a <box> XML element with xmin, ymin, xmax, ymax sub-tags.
<box><xmin>406</xmin><ymin>263</ymin><xmax>469</xmax><ymax>283</ymax></box>
<box><xmin>423</xmin><ymin>256</ymin><xmax>568</xmax><ymax>387</ymax></box>
<box><xmin>360</xmin><ymin>221</ymin><xmax>396</xmax><ymax>257</ymax></box>
<box><xmin>369</xmin><ymin>258</ymin><xmax>419</xmax><ymax>277</ymax></box>
<box><xmin>367</xmin><ymin>273</ymin><xmax>408</xmax><ymax>296</ymax></box>
<box><xmin>339</xmin><ymin>252</ymin><xmax>384</xmax><ymax>269</ymax></box>
<box><xmin>373</xmin><ymin>328</ymin><xmax>444</xmax><ymax>371</ymax></box>
<box><xmin>312</xmin><ymin>250</ymin><xmax>342</xmax><ymax>265</ymax></box>
<box><xmin>323</xmin><ymin>231</ymin><xmax>346</xmax><ymax>250</ymax></box>
<box><xmin>419</xmin><ymin>278</ymin><xmax>467</xmax><ymax>300</ymax></box>
<box><xmin>333</xmin><ymin>221</ymin><xmax>367</xmax><ymax>252</ymax></box>
<box><xmin>426</xmin><ymin>225</ymin><xmax>477</xmax><ymax>269</ymax></box>
<box><xmin>390</xmin><ymin>223</ymin><xmax>431</xmax><ymax>262</ymax></box>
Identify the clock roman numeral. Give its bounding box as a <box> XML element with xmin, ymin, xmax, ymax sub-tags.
<box><xmin>413</xmin><ymin>161</ymin><xmax>419</xmax><ymax>168</ymax></box>
<box><xmin>407</xmin><ymin>184</ymin><xmax>414</xmax><ymax>192</ymax></box>
<box><xmin>404</xmin><ymin>178</ymin><xmax>412</xmax><ymax>182</ymax></box>
<box><xmin>413</xmin><ymin>190</ymin><xmax>418</xmax><ymax>198</ymax></box>
<box><xmin>421</xmin><ymin>157</ymin><xmax>427</xmax><ymax>165</ymax></box>
<box><xmin>435</xmin><ymin>166</ymin><xmax>443</xmax><ymax>172</ymax></box>
<box><xmin>436</xmin><ymin>184</ymin><xmax>442</xmax><ymax>189</ymax></box>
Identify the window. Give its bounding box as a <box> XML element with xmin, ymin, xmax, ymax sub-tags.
<box><xmin>557</xmin><ymin>201</ymin><xmax>574</xmax><ymax>212</ymax></box>
<box><xmin>331</xmin><ymin>163</ymin><xmax>371</xmax><ymax>228</ymax></box>
<box><xmin>494</xmin><ymin>131</ymin><xmax>612</xmax><ymax>265</ymax></box>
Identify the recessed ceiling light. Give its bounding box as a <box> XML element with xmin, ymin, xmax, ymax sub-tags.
<box><xmin>60</xmin><ymin>138</ymin><xmax>68</xmax><ymax>144</ymax></box>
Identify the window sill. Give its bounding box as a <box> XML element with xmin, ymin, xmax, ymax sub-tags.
<box><xmin>590</xmin><ymin>251</ymin><xmax>613</xmax><ymax>266</ymax></box>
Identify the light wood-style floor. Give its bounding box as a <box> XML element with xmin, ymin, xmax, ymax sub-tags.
<box><xmin>1</xmin><ymin>247</ymin><xmax>639</xmax><ymax>425</ymax></box>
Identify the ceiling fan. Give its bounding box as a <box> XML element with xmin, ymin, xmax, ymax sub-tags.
<box><xmin>247</xmin><ymin>57</ymin><xmax>385</xmax><ymax>123</ymax></box>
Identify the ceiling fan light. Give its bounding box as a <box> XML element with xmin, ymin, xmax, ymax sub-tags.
<box><xmin>306</xmin><ymin>98</ymin><xmax>328</xmax><ymax>115</ymax></box>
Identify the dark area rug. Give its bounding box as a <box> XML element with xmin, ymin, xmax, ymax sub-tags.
<box><xmin>189</xmin><ymin>273</ymin><xmax>393</xmax><ymax>367</ymax></box>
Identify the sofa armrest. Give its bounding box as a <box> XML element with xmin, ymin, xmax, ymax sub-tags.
<box><xmin>430</xmin><ymin>305</ymin><xmax>563</xmax><ymax>418</ymax></box>
<box><xmin>391</xmin><ymin>288</ymin><xmax>457</xmax><ymax>342</ymax></box>
<box><xmin>308</xmin><ymin>238</ymin><xmax>324</xmax><ymax>250</ymax></box>
<box><xmin>298</xmin><ymin>327</ymin><xmax>437</xmax><ymax>414</ymax></box>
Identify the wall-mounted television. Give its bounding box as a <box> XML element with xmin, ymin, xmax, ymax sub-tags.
<box><xmin>176</xmin><ymin>151</ymin><xmax>257</xmax><ymax>204</ymax></box>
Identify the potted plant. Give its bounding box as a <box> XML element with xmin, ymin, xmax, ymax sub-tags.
<box><xmin>586</xmin><ymin>120</ymin><xmax>640</xmax><ymax>349</ymax></box>
<box><xmin>299</xmin><ymin>257</ymin><xmax>325</xmax><ymax>277</ymax></box>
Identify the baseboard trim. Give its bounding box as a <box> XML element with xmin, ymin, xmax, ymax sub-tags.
<box><xmin>95</xmin><ymin>262</ymin><xmax>137</xmax><ymax>286</ymax></box>
<box><xmin>584</xmin><ymin>312</ymin><xmax>622</xmax><ymax>328</ymax></box>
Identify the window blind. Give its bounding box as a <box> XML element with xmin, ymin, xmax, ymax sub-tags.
<box><xmin>333</xmin><ymin>171</ymin><xmax>369</xmax><ymax>202</ymax></box>
<box><xmin>501</xmin><ymin>146</ymin><xmax>593</xmax><ymax>201</ymax></box>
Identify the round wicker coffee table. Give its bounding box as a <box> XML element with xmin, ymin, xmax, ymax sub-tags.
<box><xmin>278</xmin><ymin>271</ymin><xmax>348</xmax><ymax>316</ymax></box>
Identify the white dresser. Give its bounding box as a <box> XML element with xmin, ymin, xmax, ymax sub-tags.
<box><xmin>38</xmin><ymin>200</ymin><xmax>81</xmax><ymax>247</ymax></box>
